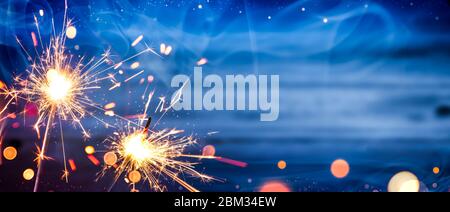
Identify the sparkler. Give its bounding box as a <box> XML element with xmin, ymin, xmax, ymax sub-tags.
<box><xmin>0</xmin><ymin>0</ymin><xmax>158</xmax><ymax>192</ymax></box>
<box><xmin>103</xmin><ymin>115</ymin><xmax>216</xmax><ymax>192</ymax></box>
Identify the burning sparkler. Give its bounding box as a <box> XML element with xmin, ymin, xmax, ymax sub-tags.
<box><xmin>103</xmin><ymin>114</ymin><xmax>216</xmax><ymax>192</ymax></box>
<box><xmin>0</xmin><ymin>0</ymin><xmax>158</xmax><ymax>192</ymax></box>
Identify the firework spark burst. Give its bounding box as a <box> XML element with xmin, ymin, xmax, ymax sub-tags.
<box><xmin>0</xmin><ymin>0</ymin><xmax>158</xmax><ymax>192</ymax></box>
<box><xmin>104</xmin><ymin>121</ymin><xmax>216</xmax><ymax>192</ymax></box>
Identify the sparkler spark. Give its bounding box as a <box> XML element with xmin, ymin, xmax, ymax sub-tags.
<box><xmin>103</xmin><ymin>117</ymin><xmax>216</xmax><ymax>192</ymax></box>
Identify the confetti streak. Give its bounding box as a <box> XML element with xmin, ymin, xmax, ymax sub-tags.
<box><xmin>87</xmin><ymin>155</ymin><xmax>100</xmax><ymax>166</ymax></box>
<box><xmin>130</xmin><ymin>62</ymin><xmax>140</xmax><ymax>70</ymax></box>
<box><xmin>216</xmin><ymin>157</ymin><xmax>248</xmax><ymax>168</ymax></box>
<box><xmin>131</xmin><ymin>35</ymin><xmax>144</xmax><ymax>47</ymax></box>
<box><xmin>68</xmin><ymin>159</ymin><xmax>77</xmax><ymax>171</ymax></box>
<box><xmin>31</xmin><ymin>32</ymin><xmax>38</xmax><ymax>47</ymax></box>
<box><xmin>0</xmin><ymin>121</ymin><xmax>5</xmax><ymax>166</ymax></box>
<box><xmin>207</xmin><ymin>131</ymin><xmax>219</xmax><ymax>136</ymax></box>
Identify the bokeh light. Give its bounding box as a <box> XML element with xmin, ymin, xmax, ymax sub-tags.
<box><xmin>3</xmin><ymin>146</ymin><xmax>17</xmax><ymax>161</ymax></box>
<box><xmin>259</xmin><ymin>181</ymin><xmax>291</xmax><ymax>192</ymax></box>
<box><xmin>66</xmin><ymin>26</ymin><xmax>77</xmax><ymax>39</ymax></box>
<box><xmin>330</xmin><ymin>159</ymin><xmax>350</xmax><ymax>179</ymax></box>
<box><xmin>433</xmin><ymin>167</ymin><xmax>440</xmax><ymax>175</ymax></box>
<box><xmin>202</xmin><ymin>145</ymin><xmax>216</xmax><ymax>157</ymax></box>
<box><xmin>388</xmin><ymin>171</ymin><xmax>420</xmax><ymax>192</ymax></box>
<box><xmin>23</xmin><ymin>169</ymin><xmax>35</xmax><ymax>181</ymax></box>
<box><xmin>128</xmin><ymin>170</ymin><xmax>142</xmax><ymax>183</ymax></box>
<box><xmin>85</xmin><ymin>146</ymin><xmax>95</xmax><ymax>155</ymax></box>
<box><xmin>103</xmin><ymin>152</ymin><xmax>117</xmax><ymax>166</ymax></box>
<box><xmin>277</xmin><ymin>160</ymin><xmax>287</xmax><ymax>170</ymax></box>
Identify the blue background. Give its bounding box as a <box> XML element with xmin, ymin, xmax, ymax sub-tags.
<box><xmin>1</xmin><ymin>0</ymin><xmax>450</xmax><ymax>192</ymax></box>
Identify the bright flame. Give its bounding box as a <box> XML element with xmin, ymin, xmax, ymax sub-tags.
<box><xmin>123</xmin><ymin>133</ymin><xmax>152</xmax><ymax>163</ymax></box>
<box><xmin>45</xmin><ymin>69</ymin><xmax>73</xmax><ymax>103</ymax></box>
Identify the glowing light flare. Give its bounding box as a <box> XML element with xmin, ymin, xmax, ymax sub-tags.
<box><xmin>3</xmin><ymin>146</ymin><xmax>17</xmax><ymax>161</ymax></box>
<box><xmin>44</xmin><ymin>69</ymin><xmax>74</xmax><ymax>103</ymax></box>
<box><xmin>160</xmin><ymin>43</ymin><xmax>173</xmax><ymax>56</ymax></box>
<box><xmin>202</xmin><ymin>145</ymin><xmax>216</xmax><ymax>157</ymax></box>
<box><xmin>277</xmin><ymin>160</ymin><xmax>287</xmax><ymax>170</ymax></box>
<box><xmin>259</xmin><ymin>181</ymin><xmax>291</xmax><ymax>192</ymax></box>
<box><xmin>31</xmin><ymin>32</ymin><xmax>38</xmax><ymax>47</ymax></box>
<box><xmin>131</xmin><ymin>35</ymin><xmax>144</xmax><ymax>47</ymax></box>
<box><xmin>388</xmin><ymin>171</ymin><xmax>420</xmax><ymax>192</ymax></box>
<box><xmin>85</xmin><ymin>146</ymin><xmax>95</xmax><ymax>155</ymax></box>
<box><xmin>104</xmin><ymin>152</ymin><xmax>117</xmax><ymax>166</ymax></box>
<box><xmin>331</xmin><ymin>159</ymin><xmax>350</xmax><ymax>179</ymax></box>
<box><xmin>12</xmin><ymin>122</ymin><xmax>20</xmax><ymax>129</ymax></box>
<box><xmin>68</xmin><ymin>159</ymin><xmax>77</xmax><ymax>171</ymax></box>
<box><xmin>87</xmin><ymin>155</ymin><xmax>100</xmax><ymax>166</ymax></box>
<box><xmin>197</xmin><ymin>58</ymin><xmax>208</xmax><ymax>66</ymax></box>
<box><xmin>23</xmin><ymin>169</ymin><xmax>35</xmax><ymax>181</ymax></box>
<box><xmin>122</xmin><ymin>133</ymin><xmax>153</xmax><ymax>163</ymax></box>
<box><xmin>66</xmin><ymin>26</ymin><xmax>77</xmax><ymax>39</ymax></box>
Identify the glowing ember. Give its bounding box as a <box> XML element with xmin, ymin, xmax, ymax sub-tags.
<box><xmin>0</xmin><ymin>0</ymin><xmax>160</xmax><ymax>192</ymax></box>
<box><xmin>44</xmin><ymin>69</ymin><xmax>73</xmax><ymax>103</ymax></box>
<box><xmin>130</xmin><ymin>62</ymin><xmax>140</xmax><ymax>69</ymax></box>
<box><xmin>197</xmin><ymin>58</ymin><xmax>208</xmax><ymax>66</ymax></box>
